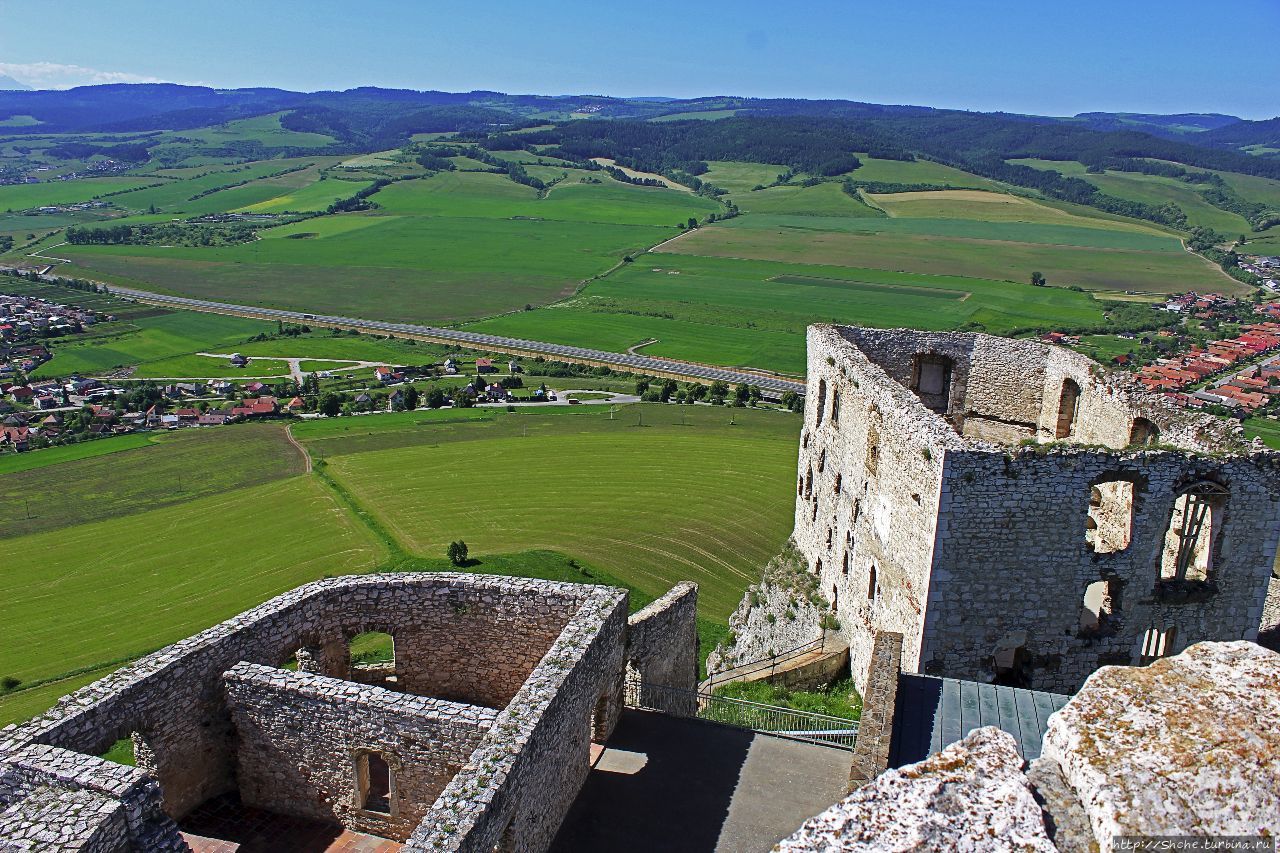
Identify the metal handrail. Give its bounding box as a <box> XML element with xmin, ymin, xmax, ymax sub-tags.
<box><xmin>703</xmin><ymin>636</ymin><xmax>825</xmax><ymax>691</ymax></box>
<box><xmin>626</xmin><ymin>678</ymin><xmax>858</xmax><ymax>751</ymax></box>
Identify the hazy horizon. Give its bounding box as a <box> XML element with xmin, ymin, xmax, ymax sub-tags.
<box><xmin>1</xmin><ymin>0</ymin><xmax>1277</xmax><ymax>120</ymax></box>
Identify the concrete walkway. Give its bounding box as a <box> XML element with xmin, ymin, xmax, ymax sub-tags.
<box><xmin>551</xmin><ymin>709</ymin><xmax>849</xmax><ymax>853</ymax></box>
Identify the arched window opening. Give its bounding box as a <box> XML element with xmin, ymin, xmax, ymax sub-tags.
<box><xmin>1129</xmin><ymin>418</ymin><xmax>1159</xmax><ymax>447</ymax></box>
<box><xmin>815</xmin><ymin>558</ymin><xmax>823</xmax><ymax>576</ymax></box>
<box><xmin>817</xmin><ymin>449</ymin><xmax>826</xmax><ymax>473</ymax></box>
<box><xmin>830</xmin><ymin>388</ymin><xmax>842</xmax><ymax>425</ymax></box>
<box><xmin>867</xmin><ymin>564</ymin><xmax>878</xmax><ymax>602</ymax></box>
<box><xmin>910</xmin><ymin>353</ymin><xmax>955</xmax><ymax>414</ymax></box>
<box><xmin>1086</xmin><ymin>479</ymin><xmax>1134</xmax><ymax>554</ymax></box>
<box><xmin>815</xmin><ymin>379</ymin><xmax>827</xmax><ymax>427</ymax></box>
<box><xmin>355</xmin><ymin>751</ymin><xmax>394</xmax><ymax>815</ymax></box>
<box><xmin>1140</xmin><ymin>625</ymin><xmax>1177</xmax><ymax>664</ymax></box>
<box><xmin>349</xmin><ymin>631</ymin><xmax>397</xmax><ymax>687</ymax></box>
<box><xmin>1079</xmin><ymin>580</ymin><xmax>1117</xmax><ymax>635</ymax></box>
<box><xmin>833</xmin><ymin>472</ymin><xmax>842</xmax><ymax>495</ymax></box>
<box><xmin>831</xmin><ymin>584</ymin><xmax>839</xmax><ymax>610</ymax></box>
<box><xmin>842</xmin><ymin>550</ymin><xmax>850</xmax><ymax>577</ymax></box>
<box><xmin>826</xmin><ymin>527</ymin><xmax>833</xmax><ymax>548</ymax></box>
<box><xmin>804</xmin><ymin>466</ymin><xmax>813</xmax><ymax>499</ymax></box>
<box><xmin>349</xmin><ymin>632</ymin><xmax>395</xmax><ymax>668</ymax></box>
<box><xmin>1055</xmin><ymin>379</ymin><xmax>1081</xmax><ymax>440</ymax></box>
<box><xmin>1160</xmin><ymin>482</ymin><xmax>1228</xmax><ymax>582</ymax></box>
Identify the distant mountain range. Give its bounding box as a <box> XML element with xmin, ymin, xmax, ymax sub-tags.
<box><xmin>0</xmin><ymin>83</ymin><xmax>1274</xmax><ymax>162</ymax></box>
<box><xmin>0</xmin><ymin>74</ymin><xmax>31</xmax><ymax>91</ymax></box>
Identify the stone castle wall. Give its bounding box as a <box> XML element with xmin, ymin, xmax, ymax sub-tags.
<box><xmin>411</xmin><ymin>590</ymin><xmax>633</xmax><ymax>853</ymax></box>
<box><xmin>626</xmin><ymin>582</ymin><xmax>699</xmax><ymax>715</ymax></box>
<box><xmin>793</xmin><ymin>326</ymin><xmax>960</xmax><ymax>691</ymax></box>
<box><xmin>925</xmin><ymin>447</ymin><xmax>1280</xmax><ymax>692</ymax></box>
<box><xmin>0</xmin><ymin>572</ymin><xmax>681</xmax><ymax>851</ymax></box>
<box><xmin>757</xmin><ymin>325</ymin><xmax>1280</xmax><ymax>694</ymax></box>
<box><xmin>225</xmin><ymin>663</ymin><xmax>498</xmax><ymax>840</ymax></box>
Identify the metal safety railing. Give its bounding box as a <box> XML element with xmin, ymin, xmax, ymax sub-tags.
<box><xmin>701</xmin><ymin>636</ymin><xmax>827</xmax><ymax>692</ymax></box>
<box><xmin>625</xmin><ymin>675</ymin><xmax>859</xmax><ymax>751</ymax></box>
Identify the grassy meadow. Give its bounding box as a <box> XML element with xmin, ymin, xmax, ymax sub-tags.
<box><xmin>50</xmin><ymin>166</ymin><xmax>718</xmax><ymax>324</ymax></box>
<box><xmin>466</xmin><ymin>252</ymin><xmax>1105</xmax><ymax>374</ymax></box>
<box><xmin>664</xmin><ymin>191</ymin><xmax>1232</xmax><ymax>295</ymax></box>
<box><xmin>28</xmin><ymin>309</ymin><xmax>273</xmax><ymax>378</ymax></box>
<box><xmin>0</xmin><ymin>404</ymin><xmax>798</xmax><ymax>724</ymax></box>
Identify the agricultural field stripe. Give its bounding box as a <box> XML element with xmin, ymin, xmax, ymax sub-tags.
<box><xmin>94</xmin><ymin>281</ymin><xmax>807</xmax><ymax>395</ymax></box>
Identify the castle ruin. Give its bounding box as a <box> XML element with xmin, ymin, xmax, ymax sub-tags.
<box><xmin>753</xmin><ymin>324</ymin><xmax>1280</xmax><ymax>694</ymax></box>
<box><xmin>0</xmin><ymin>573</ymin><xmax>698</xmax><ymax>850</ymax></box>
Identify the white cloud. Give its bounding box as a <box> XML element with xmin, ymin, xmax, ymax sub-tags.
<box><xmin>0</xmin><ymin>62</ymin><xmax>170</xmax><ymax>90</ymax></box>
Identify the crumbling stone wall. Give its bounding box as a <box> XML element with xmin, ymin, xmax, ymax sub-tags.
<box><xmin>754</xmin><ymin>325</ymin><xmax>1280</xmax><ymax>694</ymax></box>
<box><xmin>225</xmin><ymin>663</ymin><xmax>497</xmax><ymax>841</ymax></box>
<box><xmin>626</xmin><ymin>582</ymin><xmax>699</xmax><ymax>715</ymax></box>
<box><xmin>790</xmin><ymin>325</ymin><xmax>961</xmax><ymax>691</ymax></box>
<box><xmin>411</xmin><ymin>590</ymin><xmax>631</xmax><ymax>853</ymax></box>
<box><xmin>846</xmin><ymin>631</ymin><xmax>904</xmax><ymax>788</ymax></box>
<box><xmin>0</xmin><ymin>573</ymin><xmax>649</xmax><ymax>851</ymax></box>
<box><xmin>925</xmin><ymin>447</ymin><xmax>1280</xmax><ymax>691</ymax></box>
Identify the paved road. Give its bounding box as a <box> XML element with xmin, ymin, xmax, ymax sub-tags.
<box><xmin>92</xmin><ymin>283</ymin><xmax>805</xmax><ymax>397</ymax></box>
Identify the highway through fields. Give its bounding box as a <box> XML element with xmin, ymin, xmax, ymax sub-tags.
<box><xmin>85</xmin><ymin>282</ymin><xmax>807</xmax><ymax>397</ymax></box>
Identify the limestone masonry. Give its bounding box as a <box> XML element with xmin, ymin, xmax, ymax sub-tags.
<box><xmin>779</xmin><ymin>641</ymin><xmax>1280</xmax><ymax>851</ymax></box>
<box><xmin>0</xmin><ymin>574</ymin><xmax>699</xmax><ymax>850</ymax></box>
<box><xmin>724</xmin><ymin>325</ymin><xmax>1280</xmax><ymax>694</ymax></box>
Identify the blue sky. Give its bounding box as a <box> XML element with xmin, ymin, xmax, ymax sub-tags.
<box><xmin>1</xmin><ymin>0</ymin><xmax>1275</xmax><ymax>118</ymax></box>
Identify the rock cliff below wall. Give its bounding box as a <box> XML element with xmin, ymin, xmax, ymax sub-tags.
<box><xmin>707</xmin><ymin>545</ymin><xmax>829</xmax><ymax>676</ymax></box>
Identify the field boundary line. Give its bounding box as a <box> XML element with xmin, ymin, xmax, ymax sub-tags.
<box><xmin>285</xmin><ymin>423</ymin><xmax>312</xmax><ymax>474</ymax></box>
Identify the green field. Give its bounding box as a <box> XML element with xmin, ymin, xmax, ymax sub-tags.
<box><xmin>0</xmin><ymin>404</ymin><xmax>797</xmax><ymax>723</ymax></box>
<box><xmin>0</xmin><ymin>475</ymin><xmax>381</xmax><ymax>699</ymax></box>
<box><xmin>237</xmin><ymin>176</ymin><xmax>375</xmax><ymax>213</ymax></box>
<box><xmin>0</xmin><ymin>432</ymin><xmax>157</xmax><ymax>475</ymax></box>
<box><xmin>30</xmin><ymin>309</ymin><xmax>272</xmax><ymax>378</ymax></box>
<box><xmin>303</xmin><ymin>404</ymin><xmax>798</xmax><ymax>618</ymax></box>
<box><xmin>665</xmin><ymin>203</ymin><xmax>1232</xmax><ymax>295</ymax></box>
<box><xmin>0</xmin><ymin>177</ymin><xmax>163</xmax><ymax>211</ymax></box>
<box><xmin>466</xmin><ymin>253</ymin><xmax>1105</xmax><ymax>373</ymax></box>
<box><xmin>54</xmin><ymin>168</ymin><xmax>718</xmax><ymax>323</ymax></box>
<box><xmin>850</xmin><ymin>154</ymin><xmax>1003</xmax><ymax>189</ymax></box>
<box><xmin>0</xmin><ymin>423</ymin><xmax>305</xmax><ymax>538</ymax></box>
<box><xmin>1009</xmin><ymin>159</ymin><xmax>1253</xmax><ymax>233</ymax></box>
<box><xmin>730</xmin><ymin>181</ymin><xmax>884</xmax><ymax>217</ymax></box>
<box><xmin>151</xmin><ymin>112</ymin><xmax>338</xmax><ymax>150</ymax></box>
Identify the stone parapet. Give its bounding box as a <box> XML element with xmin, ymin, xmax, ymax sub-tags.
<box><xmin>846</xmin><ymin>631</ymin><xmax>903</xmax><ymax>788</ymax></box>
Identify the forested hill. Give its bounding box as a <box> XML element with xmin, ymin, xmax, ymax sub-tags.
<box><xmin>0</xmin><ymin>84</ymin><xmax>1276</xmax><ymax>181</ymax></box>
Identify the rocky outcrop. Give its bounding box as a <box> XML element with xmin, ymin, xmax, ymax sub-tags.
<box><xmin>781</xmin><ymin>641</ymin><xmax>1280</xmax><ymax>851</ymax></box>
<box><xmin>779</xmin><ymin>727</ymin><xmax>1055</xmax><ymax>852</ymax></box>
<box><xmin>707</xmin><ymin>545</ymin><xmax>829</xmax><ymax>676</ymax></box>
<box><xmin>1041</xmin><ymin>640</ymin><xmax>1280</xmax><ymax>849</ymax></box>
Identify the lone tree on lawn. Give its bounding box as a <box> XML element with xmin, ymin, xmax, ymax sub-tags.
<box><xmin>447</xmin><ymin>540</ymin><xmax>469</xmax><ymax>566</ymax></box>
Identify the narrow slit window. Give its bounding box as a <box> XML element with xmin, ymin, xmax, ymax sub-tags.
<box><xmin>1055</xmin><ymin>379</ymin><xmax>1081</xmax><ymax>440</ymax></box>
